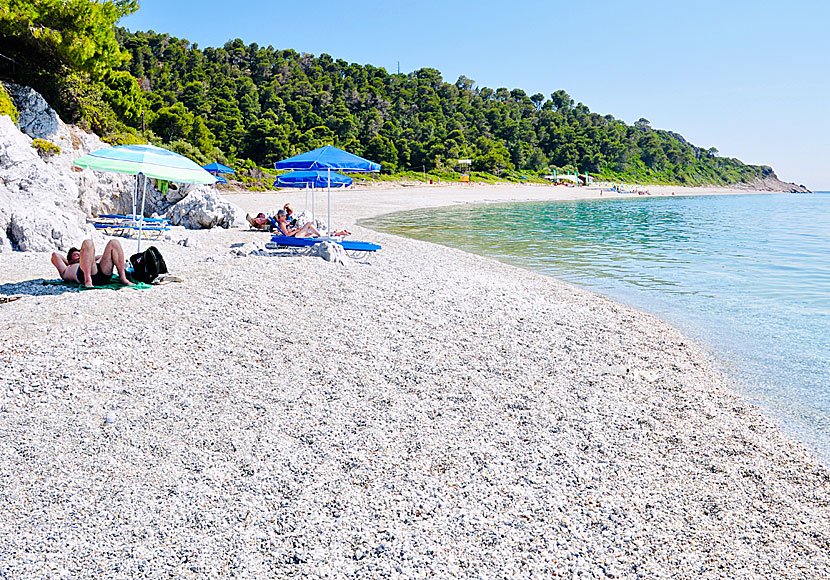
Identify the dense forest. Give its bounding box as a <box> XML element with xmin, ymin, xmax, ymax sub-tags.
<box><xmin>0</xmin><ymin>0</ymin><xmax>772</xmax><ymax>186</ymax></box>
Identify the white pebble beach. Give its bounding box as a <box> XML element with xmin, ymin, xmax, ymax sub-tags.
<box><xmin>1</xmin><ymin>183</ymin><xmax>828</xmax><ymax>579</ymax></box>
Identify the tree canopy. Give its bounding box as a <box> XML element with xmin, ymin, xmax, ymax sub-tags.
<box><xmin>108</xmin><ymin>30</ymin><xmax>766</xmax><ymax>185</ymax></box>
<box><xmin>0</xmin><ymin>3</ymin><xmax>770</xmax><ymax>186</ymax></box>
<box><xmin>0</xmin><ymin>0</ymin><xmax>137</xmax><ymax>76</ymax></box>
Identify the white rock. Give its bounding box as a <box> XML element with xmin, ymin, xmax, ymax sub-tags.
<box><xmin>0</xmin><ymin>115</ymin><xmax>93</xmax><ymax>252</ymax></box>
<box><xmin>311</xmin><ymin>241</ymin><xmax>348</xmax><ymax>264</ymax></box>
<box><xmin>164</xmin><ymin>186</ymin><xmax>245</xmax><ymax>230</ymax></box>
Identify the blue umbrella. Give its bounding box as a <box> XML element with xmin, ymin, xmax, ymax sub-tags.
<box><xmin>273</xmin><ymin>145</ymin><xmax>380</xmax><ymax>173</ymax></box>
<box><xmin>274</xmin><ymin>170</ymin><xmax>352</xmax><ymax>189</ymax></box>
<box><xmin>214</xmin><ymin>175</ymin><xmax>228</xmax><ymax>184</ymax></box>
<box><xmin>274</xmin><ymin>146</ymin><xmax>379</xmax><ymax>235</ymax></box>
<box><xmin>202</xmin><ymin>161</ymin><xmax>235</xmax><ymax>174</ymax></box>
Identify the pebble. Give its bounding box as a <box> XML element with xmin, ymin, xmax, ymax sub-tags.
<box><xmin>0</xmin><ymin>221</ymin><xmax>828</xmax><ymax>579</ymax></box>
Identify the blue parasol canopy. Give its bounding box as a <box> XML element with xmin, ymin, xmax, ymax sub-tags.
<box><xmin>274</xmin><ymin>170</ymin><xmax>352</xmax><ymax>189</ymax></box>
<box><xmin>203</xmin><ymin>161</ymin><xmax>235</xmax><ymax>174</ymax></box>
<box><xmin>274</xmin><ymin>145</ymin><xmax>380</xmax><ymax>172</ymax></box>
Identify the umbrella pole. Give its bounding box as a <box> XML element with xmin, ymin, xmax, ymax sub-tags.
<box><xmin>327</xmin><ymin>167</ymin><xmax>331</xmax><ymax>238</ymax></box>
<box><xmin>132</xmin><ymin>175</ymin><xmax>138</xmax><ymax>220</ymax></box>
<box><xmin>137</xmin><ymin>173</ymin><xmax>147</xmax><ymax>253</ymax></box>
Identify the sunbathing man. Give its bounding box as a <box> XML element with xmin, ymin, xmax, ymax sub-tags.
<box><xmin>274</xmin><ymin>209</ymin><xmax>320</xmax><ymax>238</ymax></box>
<box><xmin>51</xmin><ymin>239</ymin><xmax>133</xmax><ymax>287</ymax></box>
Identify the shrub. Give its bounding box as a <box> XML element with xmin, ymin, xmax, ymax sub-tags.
<box><xmin>58</xmin><ymin>74</ymin><xmax>117</xmax><ymax>135</ymax></box>
<box><xmin>32</xmin><ymin>138</ymin><xmax>61</xmax><ymax>158</ymax></box>
<box><xmin>102</xmin><ymin>131</ymin><xmax>146</xmax><ymax>146</ymax></box>
<box><xmin>168</xmin><ymin>139</ymin><xmax>209</xmax><ymax>165</ymax></box>
<box><xmin>0</xmin><ymin>84</ymin><xmax>19</xmax><ymax>124</ymax></box>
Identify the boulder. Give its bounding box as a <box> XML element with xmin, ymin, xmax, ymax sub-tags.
<box><xmin>164</xmin><ymin>186</ymin><xmax>246</xmax><ymax>229</ymax></box>
<box><xmin>293</xmin><ymin>210</ymin><xmax>328</xmax><ymax>234</ymax></box>
<box><xmin>311</xmin><ymin>241</ymin><xmax>348</xmax><ymax>265</ymax></box>
<box><xmin>5</xmin><ymin>82</ymin><xmax>61</xmax><ymax>140</ymax></box>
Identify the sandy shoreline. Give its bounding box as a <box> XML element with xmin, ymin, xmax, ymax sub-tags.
<box><xmin>1</xmin><ymin>184</ymin><xmax>828</xmax><ymax>578</ymax></box>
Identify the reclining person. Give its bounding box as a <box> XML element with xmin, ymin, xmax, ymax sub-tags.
<box><xmin>274</xmin><ymin>209</ymin><xmax>320</xmax><ymax>238</ymax></box>
<box><xmin>246</xmin><ymin>212</ymin><xmax>272</xmax><ymax>231</ymax></box>
<box><xmin>51</xmin><ymin>239</ymin><xmax>133</xmax><ymax>287</ymax></box>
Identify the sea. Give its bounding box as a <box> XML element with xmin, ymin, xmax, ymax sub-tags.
<box><xmin>362</xmin><ymin>192</ymin><xmax>830</xmax><ymax>465</ymax></box>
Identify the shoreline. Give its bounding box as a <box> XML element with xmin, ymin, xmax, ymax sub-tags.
<box><xmin>223</xmin><ymin>182</ymin><xmax>775</xmax><ymax>226</ymax></box>
<box><xmin>1</xmin><ymin>184</ymin><xmax>828</xmax><ymax>577</ymax></box>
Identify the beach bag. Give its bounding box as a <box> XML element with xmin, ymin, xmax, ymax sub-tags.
<box><xmin>129</xmin><ymin>246</ymin><xmax>168</xmax><ymax>284</ymax></box>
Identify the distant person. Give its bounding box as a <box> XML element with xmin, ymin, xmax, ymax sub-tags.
<box><xmin>283</xmin><ymin>204</ymin><xmax>297</xmax><ymax>228</ymax></box>
<box><xmin>274</xmin><ymin>209</ymin><xmax>320</xmax><ymax>238</ymax></box>
<box><xmin>51</xmin><ymin>239</ymin><xmax>133</xmax><ymax>287</ymax></box>
<box><xmin>247</xmin><ymin>212</ymin><xmax>272</xmax><ymax>231</ymax></box>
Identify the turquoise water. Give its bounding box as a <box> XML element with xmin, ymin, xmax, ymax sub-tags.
<box><xmin>363</xmin><ymin>193</ymin><xmax>830</xmax><ymax>464</ymax></box>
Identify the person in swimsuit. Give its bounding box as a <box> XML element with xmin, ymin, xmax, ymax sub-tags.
<box><xmin>51</xmin><ymin>239</ymin><xmax>133</xmax><ymax>287</ymax></box>
<box><xmin>274</xmin><ymin>209</ymin><xmax>321</xmax><ymax>238</ymax></box>
<box><xmin>283</xmin><ymin>204</ymin><xmax>297</xmax><ymax>228</ymax></box>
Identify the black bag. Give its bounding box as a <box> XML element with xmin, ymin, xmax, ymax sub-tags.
<box><xmin>129</xmin><ymin>246</ymin><xmax>168</xmax><ymax>284</ymax></box>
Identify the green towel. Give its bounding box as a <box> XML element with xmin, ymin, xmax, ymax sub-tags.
<box><xmin>44</xmin><ymin>275</ymin><xmax>153</xmax><ymax>291</ymax></box>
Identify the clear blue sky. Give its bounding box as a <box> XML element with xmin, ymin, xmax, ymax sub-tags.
<box><xmin>122</xmin><ymin>0</ymin><xmax>830</xmax><ymax>190</ymax></box>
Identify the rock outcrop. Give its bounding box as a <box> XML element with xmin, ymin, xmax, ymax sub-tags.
<box><xmin>734</xmin><ymin>168</ymin><xmax>811</xmax><ymax>193</ymax></box>
<box><xmin>0</xmin><ymin>82</ymin><xmax>245</xmax><ymax>253</ymax></box>
<box><xmin>0</xmin><ymin>115</ymin><xmax>93</xmax><ymax>252</ymax></box>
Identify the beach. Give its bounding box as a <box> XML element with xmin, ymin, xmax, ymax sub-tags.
<box><xmin>1</xmin><ymin>184</ymin><xmax>828</xmax><ymax>578</ymax></box>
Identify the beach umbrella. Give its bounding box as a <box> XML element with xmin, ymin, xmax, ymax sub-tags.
<box><xmin>74</xmin><ymin>144</ymin><xmax>216</xmax><ymax>251</ymax></box>
<box><xmin>202</xmin><ymin>161</ymin><xmax>235</xmax><ymax>174</ymax></box>
<box><xmin>274</xmin><ymin>170</ymin><xmax>352</xmax><ymax>221</ymax></box>
<box><xmin>274</xmin><ymin>145</ymin><xmax>379</xmax><ymax>235</ymax></box>
<box><xmin>273</xmin><ymin>170</ymin><xmax>352</xmax><ymax>189</ymax></box>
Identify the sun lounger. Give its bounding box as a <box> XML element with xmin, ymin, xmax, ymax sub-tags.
<box><xmin>90</xmin><ymin>213</ymin><xmax>170</xmax><ymax>240</ymax></box>
<box><xmin>268</xmin><ymin>234</ymin><xmax>381</xmax><ymax>257</ymax></box>
<box><xmin>97</xmin><ymin>214</ymin><xmax>170</xmax><ymax>224</ymax></box>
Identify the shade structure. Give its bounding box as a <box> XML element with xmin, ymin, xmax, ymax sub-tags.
<box><xmin>73</xmin><ymin>144</ymin><xmax>216</xmax><ymax>252</ymax></box>
<box><xmin>274</xmin><ymin>170</ymin><xmax>352</xmax><ymax>189</ymax></box>
<box><xmin>273</xmin><ymin>145</ymin><xmax>380</xmax><ymax>173</ymax></box>
<box><xmin>274</xmin><ymin>146</ymin><xmax>379</xmax><ymax>236</ymax></box>
<box><xmin>74</xmin><ymin>144</ymin><xmax>218</xmax><ymax>184</ymax></box>
<box><xmin>202</xmin><ymin>161</ymin><xmax>235</xmax><ymax>174</ymax></box>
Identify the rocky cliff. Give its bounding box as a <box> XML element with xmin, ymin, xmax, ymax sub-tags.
<box><xmin>733</xmin><ymin>166</ymin><xmax>811</xmax><ymax>193</ymax></box>
<box><xmin>0</xmin><ymin>83</ymin><xmax>244</xmax><ymax>253</ymax></box>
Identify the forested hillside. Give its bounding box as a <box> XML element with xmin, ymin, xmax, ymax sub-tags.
<box><xmin>0</xmin><ymin>1</ymin><xmax>773</xmax><ymax>186</ymax></box>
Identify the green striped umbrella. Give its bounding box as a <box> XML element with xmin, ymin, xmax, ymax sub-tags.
<box><xmin>74</xmin><ymin>144</ymin><xmax>216</xmax><ymax>250</ymax></box>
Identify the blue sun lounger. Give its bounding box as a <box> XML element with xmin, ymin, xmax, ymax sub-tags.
<box><xmin>92</xmin><ymin>214</ymin><xmax>170</xmax><ymax>240</ymax></box>
<box><xmin>269</xmin><ymin>234</ymin><xmax>381</xmax><ymax>257</ymax></box>
<box><xmin>97</xmin><ymin>214</ymin><xmax>169</xmax><ymax>224</ymax></box>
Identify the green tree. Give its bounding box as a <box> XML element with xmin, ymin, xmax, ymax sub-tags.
<box><xmin>0</xmin><ymin>0</ymin><xmax>138</xmax><ymax>78</ymax></box>
<box><xmin>100</xmin><ymin>69</ymin><xmax>146</xmax><ymax>128</ymax></box>
<box><xmin>152</xmin><ymin>102</ymin><xmax>193</xmax><ymax>142</ymax></box>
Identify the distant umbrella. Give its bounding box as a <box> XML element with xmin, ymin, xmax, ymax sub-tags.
<box><xmin>273</xmin><ymin>145</ymin><xmax>380</xmax><ymax>172</ymax></box>
<box><xmin>202</xmin><ymin>161</ymin><xmax>235</xmax><ymax>174</ymax></box>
